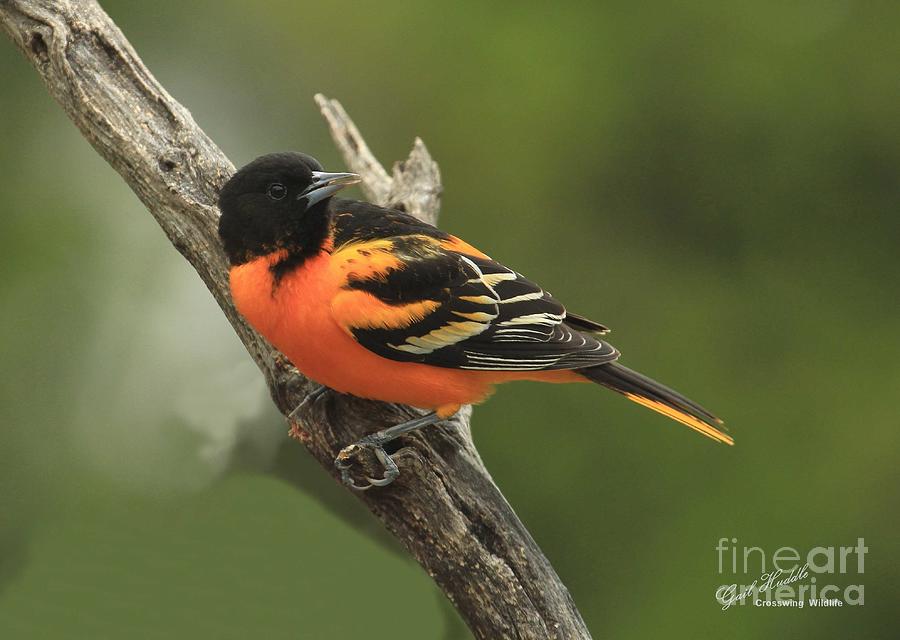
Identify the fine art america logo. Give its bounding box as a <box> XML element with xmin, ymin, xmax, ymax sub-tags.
<box><xmin>715</xmin><ymin>538</ymin><xmax>866</xmax><ymax>610</ymax></box>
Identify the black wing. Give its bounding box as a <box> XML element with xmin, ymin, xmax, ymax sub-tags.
<box><xmin>329</xmin><ymin>204</ymin><xmax>618</xmax><ymax>371</ymax></box>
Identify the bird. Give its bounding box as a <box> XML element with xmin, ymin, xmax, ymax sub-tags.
<box><xmin>218</xmin><ymin>151</ymin><xmax>732</xmax><ymax>489</ymax></box>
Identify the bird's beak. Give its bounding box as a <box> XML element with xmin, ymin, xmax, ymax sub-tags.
<box><xmin>299</xmin><ymin>171</ymin><xmax>361</xmax><ymax>208</ymax></box>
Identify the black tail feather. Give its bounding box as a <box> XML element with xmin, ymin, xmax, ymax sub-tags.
<box><xmin>581</xmin><ymin>362</ymin><xmax>732</xmax><ymax>445</ymax></box>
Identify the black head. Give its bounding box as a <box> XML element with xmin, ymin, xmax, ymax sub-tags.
<box><xmin>218</xmin><ymin>152</ymin><xmax>359</xmax><ymax>265</ymax></box>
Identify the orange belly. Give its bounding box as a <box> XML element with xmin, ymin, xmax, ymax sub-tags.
<box><xmin>229</xmin><ymin>251</ymin><xmax>582</xmax><ymax>413</ymax></box>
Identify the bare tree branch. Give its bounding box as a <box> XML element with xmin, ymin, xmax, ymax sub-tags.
<box><xmin>1</xmin><ymin>2</ymin><xmax>592</xmax><ymax>638</ymax></box>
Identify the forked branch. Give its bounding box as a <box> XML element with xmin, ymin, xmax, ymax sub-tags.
<box><xmin>1</xmin><ymin>1</ymin><xmax>592</xmax><ymax>637</ymax></box>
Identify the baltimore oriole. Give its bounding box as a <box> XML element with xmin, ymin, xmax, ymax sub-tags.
<box><xmin>218</xmin><ymin>152</ymin><xmax>732</xmax><ymax>489</ymax></box>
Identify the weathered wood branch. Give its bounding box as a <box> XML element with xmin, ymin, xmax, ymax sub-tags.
<box><xmin>1</xmin><ymin>2</ymin><xmax>592</xmax><ymax>638</ymax></box>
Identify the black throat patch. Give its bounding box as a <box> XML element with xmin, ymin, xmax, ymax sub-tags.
<box><xmin>268</xmin><ymin>209</ymin><xmax>333</xmax><ymax>289</ymax></box>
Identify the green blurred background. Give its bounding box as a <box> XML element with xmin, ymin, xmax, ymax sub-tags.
<box><xmin>2</xmin><ymin>1</ymin><xmax>897</xmax><ymax>638</ymax></box>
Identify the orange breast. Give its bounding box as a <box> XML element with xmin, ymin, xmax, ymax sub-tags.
<box><xmin>229</xmin><ymin>251</ymin><xmax>577</xmax><ymax>413</ymax></box>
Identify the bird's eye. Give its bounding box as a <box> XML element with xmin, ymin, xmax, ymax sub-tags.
<box><xmin>266</xmin><ymin>183</ymin><xmax>287</xmax><ymax>200</ymax></box>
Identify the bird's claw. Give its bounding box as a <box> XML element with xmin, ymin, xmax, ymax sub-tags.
<box><xmin>332</xmin><ymin>411</ymin><xmax>442</xmax><ymax>490</ymax></box>
<box><xmin>335</xmin><ymin>442</ymin><xmax>400</xmax><ymax>491</ymax></box>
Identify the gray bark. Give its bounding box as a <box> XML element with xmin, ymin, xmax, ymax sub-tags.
<box><xmin>1</xmin><ymin>2</ymin><xmax>592</xmax><ymax>638</ymax></box>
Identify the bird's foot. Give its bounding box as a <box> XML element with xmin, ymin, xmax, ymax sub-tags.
<box><xmin>333</xmin><ymin>411</ymin><xmax>444</xmax><ymax>491</ymax></box>
<box><xmin>335</xmin><ymin>437</ymin><xmax>399</xmax><ymax>491</ymax></box>
<box><xmin>288</xmin><ymin>384</ymin><xmax>331</xmax><ymax>421</ymax></box>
